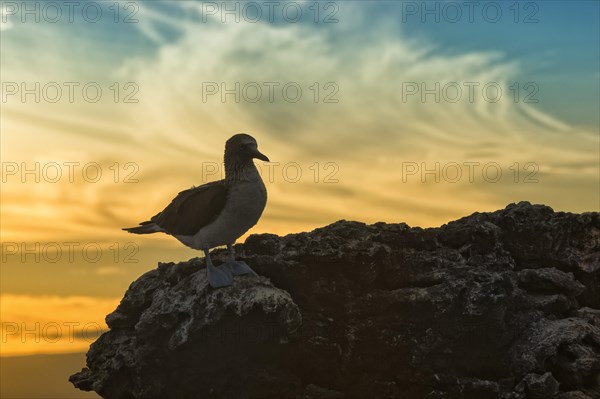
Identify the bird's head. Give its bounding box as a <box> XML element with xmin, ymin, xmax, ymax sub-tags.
<box><xmin>225</xmin><ymin>133</ymin><xmax>270</xmax><ymax>163</ymax></box>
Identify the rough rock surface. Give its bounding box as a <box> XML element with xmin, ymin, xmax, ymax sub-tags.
<box><xmin>70</xmin><ymin>202</ymin><xmax>600</xmax><ymax>399</ymax></box>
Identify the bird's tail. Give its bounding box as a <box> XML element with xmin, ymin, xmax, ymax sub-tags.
<box><xmin>122</xmin><ymin>221</ymin><xmax>162</xmax><ymax>234</ymax></box>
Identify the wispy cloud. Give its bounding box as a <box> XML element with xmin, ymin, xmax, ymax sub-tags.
<box><xmin>2</xmin><ymin>2</ymin><xmax>597</xmax><ymax>245</ymax></box>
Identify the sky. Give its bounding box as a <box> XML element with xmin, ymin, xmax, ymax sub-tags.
<box><xmin>0</xmin><ymin>0</ymin><xmax>598</xmax><ymax>370</ymax></box>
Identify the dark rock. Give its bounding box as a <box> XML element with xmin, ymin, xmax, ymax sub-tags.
<box><xmin>70</xmin><ymin>202</ymin><xmax>600</xmax><ymax>399</ymax></box>
<box><xmin>518</xmin><ymin>268</ymin><xmax>585</xmax><ymax>296</ymax></box>
<box><xmin>558</xmin><ymin>391</ymin><xmax>593</xmax><ymax>399</ymax></box>
<box><xmin>515</xmin><ymin>372</ymin><xmax>559</xmax><ymax>398</ymax></box>
<box><xmin>300</xmin><ymin>384</ymin><xmax>345</xmax><ymax>399</ymax></box>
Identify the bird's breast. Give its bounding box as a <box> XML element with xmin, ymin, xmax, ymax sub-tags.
<box><xmin>226</xmin><ymin>180</ymin><xmax>267</xmax><ymax>222</ymax></box>
<box><xmin>186</xmin><ymin>179</ymin><xmax>267</xmax><ymax>249</ymax></box>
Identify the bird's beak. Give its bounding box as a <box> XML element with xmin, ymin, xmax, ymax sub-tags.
<box><xmin>253</xmin><ymin>149</ymin><xmax>270</xmax><ymax>162</ymax></box>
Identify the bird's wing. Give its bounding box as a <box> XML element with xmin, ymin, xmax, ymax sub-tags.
<box><xmin>150</xmin><ymin>181</ymin><xmax>228</xmax><ymax>236</ymax></box>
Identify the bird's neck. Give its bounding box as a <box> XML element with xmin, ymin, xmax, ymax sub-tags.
<box><xmin>225</xmin><ymin>159</ymin><xmax>261</xmax><ymax>183</ymax></box>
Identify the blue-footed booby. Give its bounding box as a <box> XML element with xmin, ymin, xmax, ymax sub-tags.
<box><xmin>123</xmin><ymin>134</ymin><xmax>269</xmax><ymax>288</ymax></box>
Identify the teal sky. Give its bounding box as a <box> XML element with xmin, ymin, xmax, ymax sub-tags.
<box><xmin>396</xmin><ymin>0</ymin><xmax>600</xmax><ymax>127</ymax></box>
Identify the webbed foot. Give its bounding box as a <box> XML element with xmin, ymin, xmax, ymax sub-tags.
<box><xmin>207</xmin><ymin>264</ymin><xmax>234</xmax><ymax>288</ymax></box>
<box><xmin>224</xmin><ymin>261</ymin><xmax>258</xmax><ymax>277</ymax></box>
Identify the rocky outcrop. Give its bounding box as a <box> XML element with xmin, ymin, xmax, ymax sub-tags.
<box><xmin>70</xmin><ymin>202</ymin><xmax>600</xmax><ymax>399</ymax></box>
